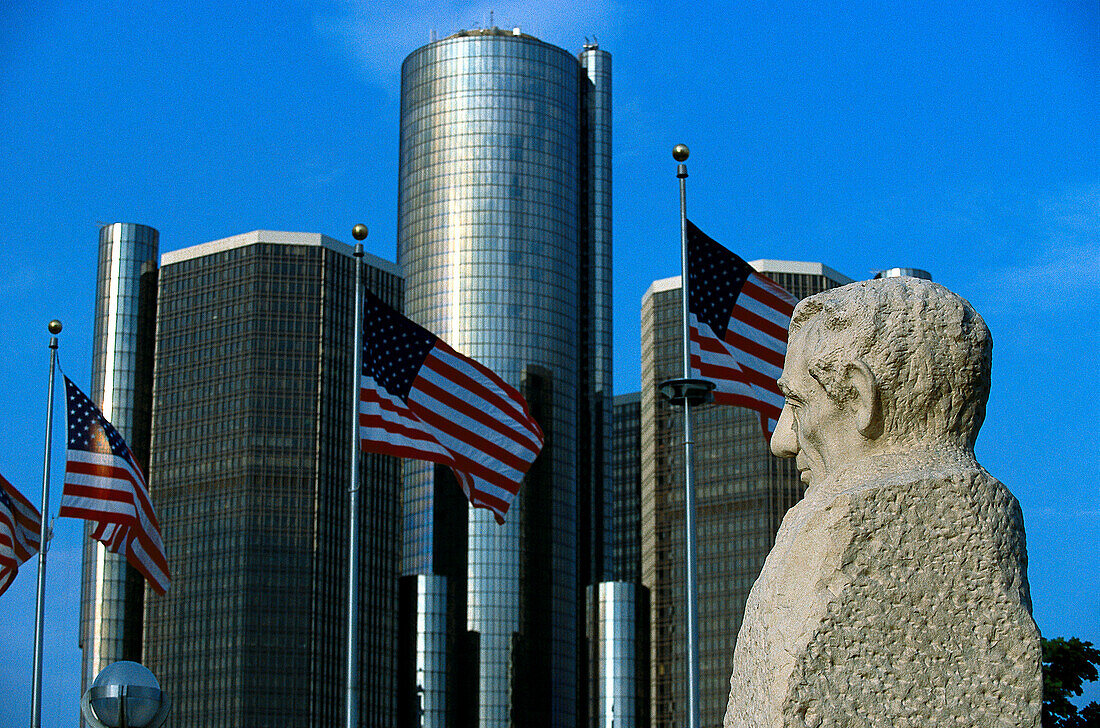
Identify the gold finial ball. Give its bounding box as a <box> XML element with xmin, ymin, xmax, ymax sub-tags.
<box><xmin>48</xmin><ymin>320</ymin><xmax>63</xmax><ymax>334</ymax></box>
<box><xmin>352</xmin><ymin>224</ymin><xmax>369</xmax><ymax>241</ymax></box>
<box><xmin>672</xmin><ymin>144</ymin><xmax>690</xmax><ymax>162</ymax></box>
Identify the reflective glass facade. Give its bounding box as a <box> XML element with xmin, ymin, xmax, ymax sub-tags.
<box><xmin>587</xmin><ymin>582</ymin><xmax>649</xmax><ymax>728</ymax></box>
<box><xmin>398</xmin><ymin>574</ymin><xmax>450</xmax><ymax>726</ymax></box>
<box><xmin>585</xmin><ymin>395</ymin><xmax>649</xmax><ymax>728</ymax></box>
<box><xmin>143</xmin><ymin>231</ymin><xmax>402</xmax><ymax>727</ymax></box>
<box><xmin>579</xmin><ymin>44</ymin><xmax>614</xmax><ymax>584</ymax></box>
<box><xmin>397</xmin><ymin>29</ymin><xmax>612</xmax><ymax>727</ymax></box>
<box><xmin>640</xmin><ymin>263</ymin><xmax>852</xmax><ymax>728</ymax></box>
<box><xmin>80</xmin><ymin>222</ymin><xmax>159</xmax><ymax>720</ymax></box>
<box><xmin>609</xmin><ymin>393</ymin><xmax>642</xmax><ymax>583</ymax></box>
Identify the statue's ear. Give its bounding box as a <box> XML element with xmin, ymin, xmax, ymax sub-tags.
<box><xmin>847</xmin><ymin>359</ymin><xmax>883</xmax><ymax>440</ymax></box>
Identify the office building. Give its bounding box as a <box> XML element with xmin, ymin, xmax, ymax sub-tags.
<box><xmin>585</xmin><ymin>392</ymin><xmax>649</xmax><ymax>728</ymax></box>
<box><xmin>396</xmin><ymin>28</ymin><xmax>612</xmax><ymax>727</ymax></box>
<box><xmin>641</xmin><ymin>260</ymin><xmax>851</xmax><ymax>728</ymax></box>
<box><xmin>78</xmin><ymin>222</ymin><xmax>159</xmax><ymax>717</ymax></box>
<box><xmin>608</xmin><ymin>393</ymin><xmax>642</xmax><ymax>583</ymax></box>
<box><xmin>142</xmin><ymin>231</ymin><xmax>402</xmax><ymax>727</ymax></box>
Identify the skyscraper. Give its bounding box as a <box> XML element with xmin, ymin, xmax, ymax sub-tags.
<box><xmin>396</xmin><ymin>28</ymin><xmax>612</xmax><ymax>727</ymax></box>
<box><xmin>79</xmin><ymin>222</ymin><xmax>159</xmax><ymax>718</ymax></box>
<box><xmin>585</xmin><ymin>392</ymin><xmax>649</xmax><ymax>728</ymax></box>
<box><xmin>143</xmin><ymin>230</ymin><xmax>402</xmax><ymax>726</ymax></box>
<box><xmin>641</xmin><ymin>260</ymin><xmax>852</xmax><ymax>728</ymax></box>
<box><xmin>609</xmin><ymin>392</ymin><xmax>642</xmax><ymax>583</ymax></box>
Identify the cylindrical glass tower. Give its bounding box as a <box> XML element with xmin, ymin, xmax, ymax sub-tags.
<box><xmin>79</xmin><ymin>222</ymin><xmax>159</xmax><ymax>717</ymax></box>
<box><xmin>397</xmin><ymin>28</ymin><xmax>612</xmax><ymax>727</ymax></box>
<box><xmin>580</xmin><ymin>42</ymin><xmax>614</xmax><ymax>582</ymax></box>
<box><xmin>587</xmin><ymin>582</ymin><xmax>650</xmax><ymax>728</ymax></box>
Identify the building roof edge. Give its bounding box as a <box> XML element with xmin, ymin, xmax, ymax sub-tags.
<box><xmin>748</xmin><ymin>259</ymin><xmax>853</xmax><ymax>285</ymax></box>
<box><xmin>160</xmin><ymin>230</ymin><xmax>401</xmax><ymax>276</ymax></box>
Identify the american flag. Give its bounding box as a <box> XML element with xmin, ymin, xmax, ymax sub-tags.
<box><xmin>359</xmin><ymin>291</ymin><xmax>545</xmax><ymax>524</ymax></box>
<box><xmin>57</xmin><ymin>376</ymin><xmax>170</xmax><ymax>594</ymax></box>
<box><xmin>0</xmin><ymin>474</ymin><xmax>41</xmax><ymax>597</ymax></box>
<box><xmin>687</xmin><ymin>220</ymin><xmax>798</xmax><ymax>440</ymax></box>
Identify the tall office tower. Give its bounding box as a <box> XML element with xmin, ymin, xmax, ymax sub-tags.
<box><xmin>143</xmin><ymin>231</ymin><xmax>403</xmax><ymax>727</ymax></box>
<box><xmin>396</xmin><ymin>28</ymin><xmax>612</xmax><ymax>727</ymax></box>
<box><xmin>641</xmin><ymin>261</ymin><xmax>852</xmax><ymax>728</ymax></box>
<box><xmin>609</xmin><ymin>393</ymin><xmax>642</xmax><ymax>582</ymax></box>
<box><xmin>585</xmin><ymin>392</ymin><xmax>649</xmax><ymax>727</ymax></box>
<box><xmin>79</xmin><ymin>222</ymin><xmax>159</xmax><ymax>719</ymax></box>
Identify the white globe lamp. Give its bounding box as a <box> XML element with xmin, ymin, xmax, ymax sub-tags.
<box><xmin>79</xmin><ymin>661</ymin><xmax>171</xmax><ymax>728</ymax></box>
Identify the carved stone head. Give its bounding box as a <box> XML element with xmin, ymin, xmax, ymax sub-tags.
<box><xmin>773</xmin><ymin>276</ymin><xmax>992</xmax><ymax>486</ymax></box>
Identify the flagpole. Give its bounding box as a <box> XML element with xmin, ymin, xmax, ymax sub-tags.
<box><xmin>657</xmin><ymin>146</ymin><xmax>712</xmax><ymax>728</ymax></box>
<box><xmin>30</xmin><ymin>319</ymin><xmax>61</xmax><ymax>728</ymax></box>
<box><xmin>346</xmin><ymin>225</ymin><xmax>367</xmax><ymax>728</ymax></box>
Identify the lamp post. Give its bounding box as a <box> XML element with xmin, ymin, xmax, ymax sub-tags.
<box><xmin>30</xmin><ymin>319</ymin><xmax>61</xmax><ymax>728</ymax></box>
<box><xmin>79</xmin><ymin>661</ymin><xmax>171</xmax><ymax>728</ymax></box>
<box><xmin>346</xmin><ymin>223</ymin><xmax>368</xmax><ymax>728</ymax></box>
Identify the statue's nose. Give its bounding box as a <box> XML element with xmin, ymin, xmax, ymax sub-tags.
<box><xmin>770</xmin><ymin>406</ymin><xmax>798</xmax><ymax>459</ymax></box>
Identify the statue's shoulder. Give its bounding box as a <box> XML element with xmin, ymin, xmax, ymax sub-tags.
<box><xmin>779</xmin><ymin>458</ymin><xmax>1040</xmax><ymax>726</ymax></box>
<box><xmin>839</xmin><ymin>458</ymin><xmax>1023</xmax><ymax>529</ymax></box>
<box><xmin>805</xmin><ymin>458</ymin><xmax>1028</xmax><ymax>608</ymax></box>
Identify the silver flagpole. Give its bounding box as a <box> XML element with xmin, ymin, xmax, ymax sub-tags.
<box><xmin>658</xmin><ymin>146</ymin><xmax>712</xmax><ymax>728</ymax></box>
<box><xmin>30</xmin><ymin>319</ymin><xmax>61</xmax><ymax>728</ymax></box>
<box><xmin>346</xmin><ymin>225</ymin><xmax>367</xmax><ymax>728</ymax></box>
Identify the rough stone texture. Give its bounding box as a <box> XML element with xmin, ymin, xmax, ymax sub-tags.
<box><xmin>724</xmin><ymin>278</ymin><xmax>1042</xmax><ymax>728</ymax></box>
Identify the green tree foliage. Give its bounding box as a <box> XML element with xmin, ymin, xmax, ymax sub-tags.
<box><xmin>1043</xmin><ymin>637</ymin><xmax>1100</xmax><ymax>728</ymax></box>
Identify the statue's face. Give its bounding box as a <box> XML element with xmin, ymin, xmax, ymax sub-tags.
<box><xmin>772</xmin><ymin>326</ymin><xmax>853</xmax><ymax>488</ymax></box>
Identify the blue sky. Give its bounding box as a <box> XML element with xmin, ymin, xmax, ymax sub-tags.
<box><xmin>1</xmin><ymin>1</ymin><xmax>1097</xmax><ymax>723</ymax></box>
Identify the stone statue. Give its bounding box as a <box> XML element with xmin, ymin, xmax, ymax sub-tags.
<box><xmin>724</xmin><ymin>277</ymin><xmax>1041</xmax><ymax>728</ymax></box>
